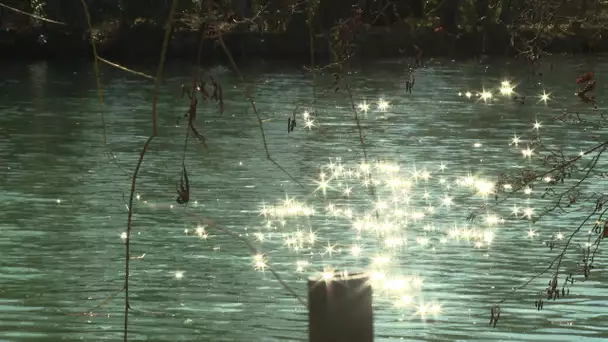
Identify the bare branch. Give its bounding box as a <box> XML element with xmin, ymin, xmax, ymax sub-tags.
<box><xmin>0</xmin><ymin>2</ymin><xmax>65</xmax><ymax>25</ymax></box>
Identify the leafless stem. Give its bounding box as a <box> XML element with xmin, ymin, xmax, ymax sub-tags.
<box><xmin>123</xmin><ymin>3</ymin><xmax>177</xmax><ymax>340</ymax></box>
<box><xmin>97</xmin><ymin>57</ymin><xmax>155</xmax><ymax>80</ymax></box>
<box><xmin>77</xmin><ymin>1</ymin><xmax>137</xmax><ymax>180</ymax></box>
<box><xmin>533</xmin><ymin>146</ymin><xmax>607</xmax><ymax>221</ymax></box>
<box><xmin>344</xmin><ymin>79</ymin><xmax>377</xmax><ymax>201</ymax></box>
<box><xmin>217</xmin><ymin>36</ymin><xmax>308</xmax><ymax>191</ymax></box>
<box><xmin>195</xmin><ymin>214</ymin><xmax>308</xmax><ymax>308</ymax></box>
<box><xmin>554</xmin><ymin>206</ymin><xmax>608</xmax><ymax>274</ymax></box>
<box><xmin>124</xmin><ymin>136</ymin><xmax>154</xmax><ymax>342</ymax></box>
<box><xmin>307</xmin><ymin>0</ymin><xmax>317</xmax><ymax>113</ymax></box>
<box><xmin>78</xmin><ymin>0</ymin><xmax>106</xmax><ymax>144</ymax></box>
<box><xmin>0</xmin><ymin>2</ymin><xmax>65</xmax><ymax>25</ymax></box>
<box><xmin>472</xmin><ymin>140</ymin><xmax>608</xmax><ymax>218</ymax></box>
<box><xmin>498</xmin><ymin>207</ymin><xmax>599</xmax><ymax>304</ymax></box>
<box><xmin>152</xmin><ymin>0</ymin><xmax>178</xmax><ymax>137</ymax></box>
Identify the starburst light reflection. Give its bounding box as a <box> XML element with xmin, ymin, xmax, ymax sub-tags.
<box><xmin>480</xmin><ymin>91</ymin><xmax>493</xmax><ymax>101</ymax></box>
<box><xmin>499</xmin><ymin>80</ymin><xmax>514</xmax><ymax>95</ymax></box>
<box><xmin>539</xmin><ymin>91</ymin><xmax>550</xmax><ymax>104</ymax></box>
<box><xmin>253</xmin><ymin>158</ymin><xmax>510</xmax><ymax>317</ymax></box>
<box><xmin>377</xmin><ymin>99</ymin><xmax>390</xmax><ymax>112</ymax></box>
<box><xmin>358</xmin><ymin>101</ymin><xmax>370</xmax><ymax>112</ymax></box>
<box><xmin>302</xmin><ymin>110</ymin><xmax>316</xmax><ymax>130</ymax></box>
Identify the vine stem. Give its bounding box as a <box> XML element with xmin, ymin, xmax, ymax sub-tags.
<box><xmin>98</xmin><ymin>57</ymin><xmax>155</xmax><ymax>80</ymax></box>
<box><xmin>215</xmin><ymin>35</ymin><xmax>315</xmax><ymax>307</ymax></box>
<box><xmin>0</xmin><ymin>2</ymin><xmax>65</xmax><ymax>25</ymax></box>
<box><xmin>307</xmin><ymin>0</ymin><xmax>317</xmax><ymax>113</ymax></box>
<box><xmin>344</xmin><ymin>77</ymin><xmax>377</xmax><ymax>201</ymax></box>
<box><xmin>217</xmin><ymin>36</ymin><xmax>308</xmax><ymax>191</ymax></box>
<box><xmin>471</xmin><ymin>140</ymin><xmax>608</xmax><ymax>217</ymax></box>
<box><xmin>497</xmin><ymin>207</ymin><xmax>598</xmax><ymax>304</ymax></box>
<box><xmin>124</xmin><ymin>136</ymin><xmax>154</xmax><ymax>342</ymax></box>
<box><xmin>124</xmin><ymin>2</ymin><xmax>177</xmax><ymax>341</ymax></box>
<box><xmin>78</xmin><ymin>0</ymin><xmax>106</xmax><ymax>144</ymax></box>
<box><xmin>195</xmin><ymin>214</ymin><xmax>308</xmax><ymax>308</ymax></box>
<box><xmin>491</xmin><ymin>139</ymin><xmax>608</xmax><ymax>306</ymax></box>
<box><xmin>152</xmin><ymin>0</ymin><xmax>178</xmax><ymax>137</ymax></box>
<box><xmin>79</xmin><ymin>0</ymin><xmax>139</xmax><ymax>179</ymax></box>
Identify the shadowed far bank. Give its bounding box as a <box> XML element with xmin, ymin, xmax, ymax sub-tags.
<box><xmin>0</xmin><ymin>24</ymin><xmax>605</xmax><ymax>64</ymax></box>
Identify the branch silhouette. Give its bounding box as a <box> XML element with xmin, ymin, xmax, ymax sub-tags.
<box><xmin>0</xmin><ymin>2</ymin><xmax>65</xmax><ymax>25</ymax></box>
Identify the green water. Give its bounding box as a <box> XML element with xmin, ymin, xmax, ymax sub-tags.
<box><xmin>0</xmin><ymin>57</ymin><xmax>607</xmax><ymax>341</ymax></box>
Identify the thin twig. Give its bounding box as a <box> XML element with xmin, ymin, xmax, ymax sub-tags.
<box><xmin>344</xmin><ymin>84</ymin><xmax>369</xmax><ymax>161</ymax></box>
<box><xmin>344</xmin><ymin>79</ymin><xmax>377</xmax><ymax>201</ymax></box>
<box><xmin>124</xmin><ymin>136</ymin><xmax>154</xmax><ymax>342</ymax></box>
<box><xmin>492</xmin><ymin>142</ymin><xmax>608</xmax><ymax>305</ymax></box>
<box><xmin>62</xmin><ymin>285</ymin><xmax>126</xmax><ymax>317</ymax></box>
<box><xmin>78</xmin><ymin>1</ymin><xmax>134</xmax><ymax>177</ymax></box>
<box><xmin>532</xmin><ymin>146</ymin><xmax>607</xmax><ymax>222</ymax></box>
<box><xmin>124</xmin><ymin>3</ymin><xmax>177</xmax><ymax>340</ymax></box>
<box><xmin>217</xmin><ymin>36</ymin><xmax>308</xmax><ymax>192</ymax></box>
<box><xmin>307</xmin><ymin>0</ymin><xmax>317</xmax><ymax>113</ymax></box>
<box><xmin>196</xmin><ymin>214</ymin><xmax>308</xmax><ymax>308</ymax></box>
<box><xmin>369</xmin><ymin>1</ymin><xmax>394</xmax><ymax>26</ymax></box>
<box><xmin>0</xmin><ymin>2</ymin><xmax>65</xmax><ymax>25</ymax></box>
<box><xmin>498</xmin><ymin>208</ymin><xmax>598</xmax><ymax>304</ymax></box>
<box><xmin>87</xmin><ymin>286</ymin><xmax>126</xmax><ymax>314</ymax></box>
<box><xmin>181</xmin><ymin>19</ymin><xmax>208</xmax><ymax>160</ymax></box>
<box><xmin>472</xmin><ymin>140</ymin><xmax>608</xmax><ymax>217</ymax></box>
<box><xmin>79</xmin><ymin>0</ymin><xmax>106</xmax><ymax>144</ymax></box>
<box><xmin>555</xmin><ymin>206</ymin><xmax>608</xmax><ymax>274</ymax></box>
<box><xmin>97</xmin><ymin>57</ymin><xmax>155</xmax><ymax>80</ymax></box>
<box><xmin>152</xmin><ymin>0</ymin><xmax>178</xmax><ymax>137</ymax></box>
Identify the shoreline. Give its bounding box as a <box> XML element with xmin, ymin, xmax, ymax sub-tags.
<box><xmin>0</xmin><ymin>24</ymin><xmax>604</xmax><ymax>63</ymax></box>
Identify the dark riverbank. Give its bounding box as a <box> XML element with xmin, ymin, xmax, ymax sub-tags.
<box><xmin>0</xmin><ymin>24</ymin><xmax>604</xmax><ymax>63</ymax></box>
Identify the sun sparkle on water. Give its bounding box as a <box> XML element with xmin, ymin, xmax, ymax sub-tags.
<box><xmin>112</xmin><ymin>76</ymin><xmax>595</xmax><ymax>323</ymax></box>
<box><xmin>252</xmin><ymin>157</ymin><xmax>515</xmax><ymax>313</ymax></box>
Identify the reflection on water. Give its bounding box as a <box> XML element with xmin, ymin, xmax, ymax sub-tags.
<box><xmin>0</xmin><ymin>57</ymin><xmax>607</xmax><ymax>341</ymax></box>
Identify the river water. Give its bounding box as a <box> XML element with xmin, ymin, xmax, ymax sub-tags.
<box><xmin>1</xmin><ymin>57</ymin><xmax>607</xmax><ymax>341</ymax></box>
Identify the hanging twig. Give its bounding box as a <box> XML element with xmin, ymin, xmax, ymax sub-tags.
<box><xmin>123</xmin><ymin>136</ymin><xmax>155</xmax><ymax>342</ymax></box>
<box><xmin>123</xmin><ymin>2</ymin><xmax>177</xmax><ymax>341</ymax></box>
<box><xmin>497</xmin><ymin>208</ymin><xmax>598</xmax><ymax>305</ymax></box>
<box><xmin>217</xmin><ymin>36</ymin><xmax>308</xmax><ymax>191</ymax></box>
<box><xmin>77</xmin><ymin>1</ymin><xmax>136</xmax><ymax>176</ymax></box>
<box><xmin>307</xmin><ymin>0</ymin><xmax>318</xmax><ymax>114</ymax></box>
<box><xmin>189</xmin><ymin>213</ymin><xmax>308</xmax><ymax>308</ymax></box>
<box><xmin>0</xmin><ymin>2</ymin><xmax>65</xmax><ymax>25</ymax></box>
<box><xmin>97</xmin><ymin>57</ymin><xmax>155</xmax><ymax>80</ymax></box>
<box><xmin>78</xmin><ymin>0</ymin><xmax>106</xmax><ymax>144</ymax></box>
<box><xmin>152</xmin><ymin>0</ymin><xmax>178</xmax><ymax>137</ymax></box>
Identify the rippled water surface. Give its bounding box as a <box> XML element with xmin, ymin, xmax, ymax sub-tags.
<box><xmin>1</xmin><ymin>57</ymin><xmax>608</xmax><ymax>342</ymax></box>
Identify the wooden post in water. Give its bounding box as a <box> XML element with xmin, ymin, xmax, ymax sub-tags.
<box><xmin>308</xmin><ymin>272</ymin><xmax>373</xmax><ymax>342</ymax></box>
